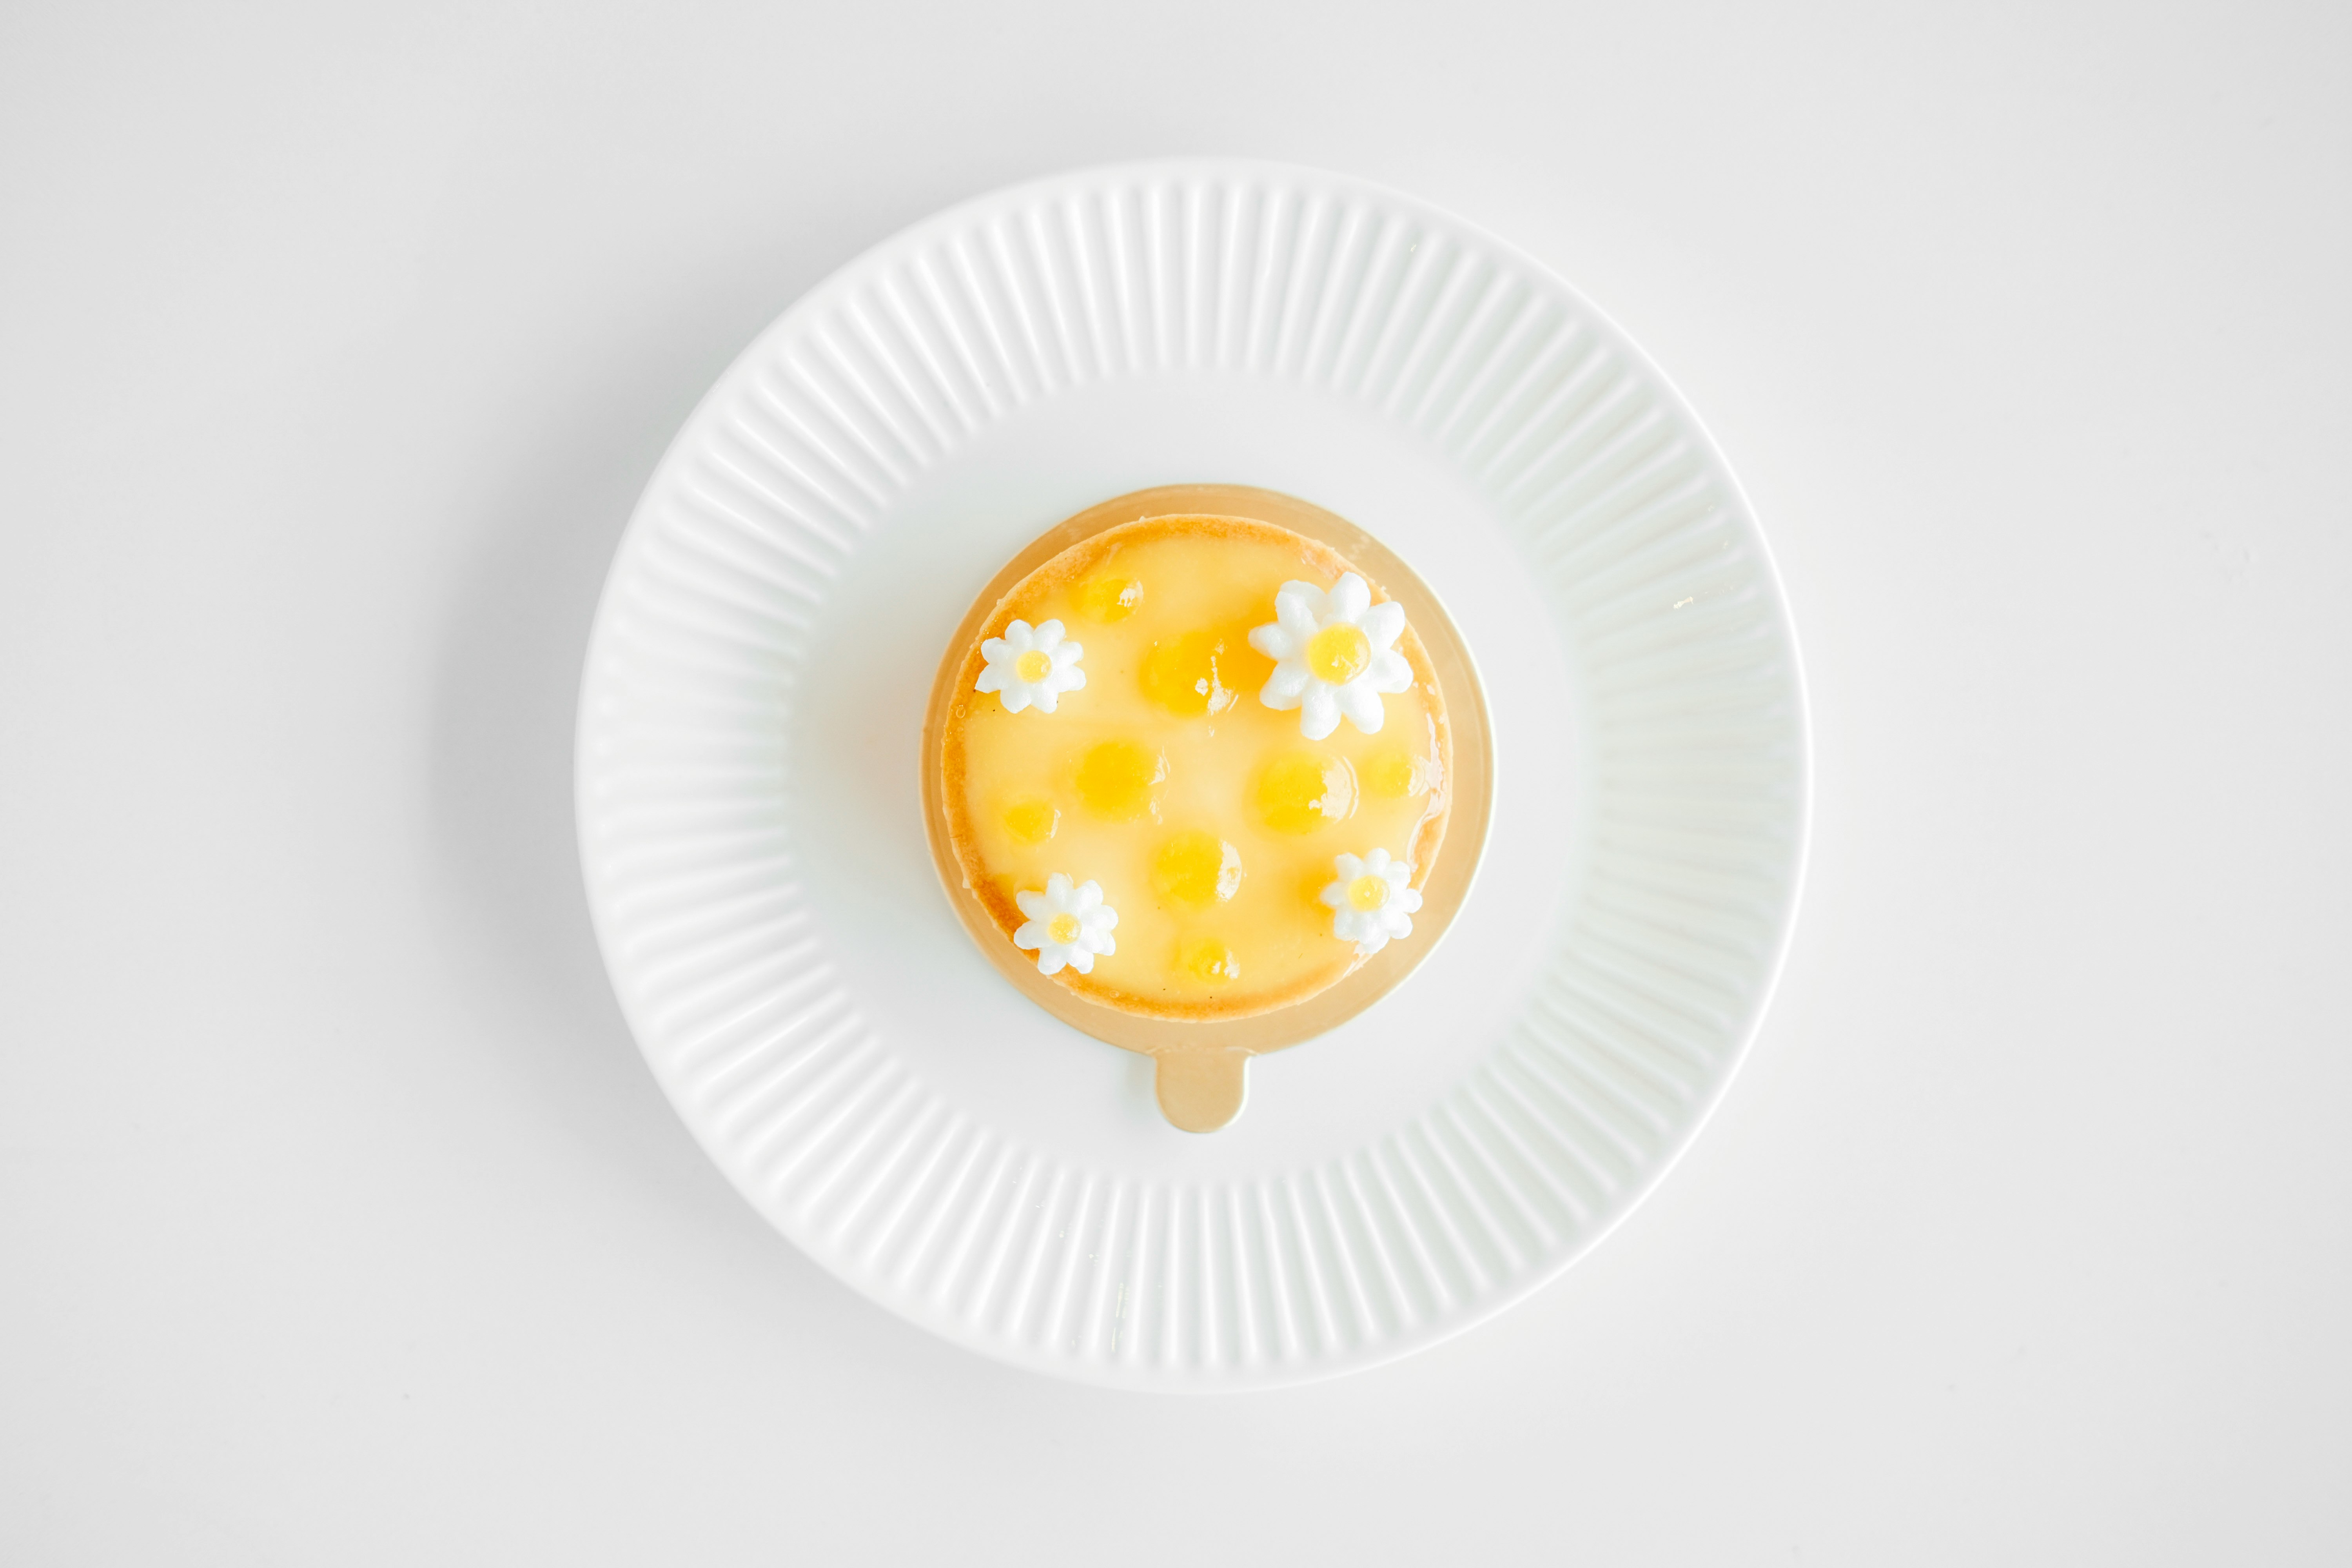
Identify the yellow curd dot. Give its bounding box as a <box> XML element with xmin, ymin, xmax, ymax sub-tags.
<box><xmin>1140</xmin><ymin>623</ymin><xmax>1268</xmax><ymax>718</ymax></box>
<box><xmin>1140</xmin><ymin>632</ymin><xmax>1214</xmax><ymax>717</ymax></box>
<box><xmin>1013</xmin><ymin>648</ymin><xmax>1054</xmax><ymax>683</ymax></box>
<box><xmin>1002</xmin><ymin>798</ymin><xmax>1058</xmax><ymax>844</ymax></box>
<box><xmin>1047</xmin><ymin>913</ymin><xmax>1082</xmax><ymax>944</ymax></box>
<box><xmin>1256</xmin><ymin>748</ymin><xmax>1357</xmax><ymax>835</ymax></box>
<box><xmin>1151</xmin><ymin>830</ymin><xmax>1242</xmax><ymax>907</ymax></box>
<box><xmin>1077</xmin><ymin>573</ymin><xmax>1143</xmax><ymax>622</ymax></box>
<box><xmin>1076</xmin><ymin>739</ymin><xmax>1161</xmax><ymax>820</ymax></box>
<box><xmin>1181</xmin><ymin>940</ymin><xmax>1240</xmax><ymax>984</ymax></box>
<box><xmin>1347</xmin><ymin>874</ymin><xmax>1392</xmax><ymax>912</ymax></box>
<box><xmin>1363</xmin><ymin>746</ymin><xmax>1423</xmax><ymax>799</ymax></box>
<box><xmin>1307</xmin><ymin>622</ymin><xmax>1371</xmax><ymax>684</ymax></box>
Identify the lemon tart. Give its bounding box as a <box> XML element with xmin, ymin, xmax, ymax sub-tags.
<box><xmin>939</xmin><ymin>512</ymin><xmax>1454</xmax><ymax>1022</ymax></box>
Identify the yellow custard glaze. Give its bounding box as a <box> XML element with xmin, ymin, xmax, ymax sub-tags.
<box><xmin>941</xmin><ymin>514</ymin><xmax>1452</xmax><ymax>1020</ymax></box>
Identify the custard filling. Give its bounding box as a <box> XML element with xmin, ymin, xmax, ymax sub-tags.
<box><xmin>948</xmin><ymin>521</ymin><xmax>1446</xmax><ymax>1015</ymax></box>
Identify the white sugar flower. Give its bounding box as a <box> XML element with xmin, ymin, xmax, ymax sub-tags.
<box><xmin>1013</xmin><ymin>873</ymin><xmax>1118</xmax><ymax>976</ymax></box>
<box><xmin>1247</xmin><ymin>573</ymin><xmax>1412</xmax><ymax>740</ymax></box>
<box><xmin>977</xmin><ymin>619</ymin><xmax>1085</xmax><ymax>714</ymax></box>
<box><xmin>1320</xmin><ymin>848</ymin><xmax>1423</xmax><ymax>958</ymax></box>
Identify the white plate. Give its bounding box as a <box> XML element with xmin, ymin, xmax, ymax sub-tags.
<box><xmin>576</xmin><ymin>160</ymin><xmax>1808</xmax><ymax>1389</ymax></box>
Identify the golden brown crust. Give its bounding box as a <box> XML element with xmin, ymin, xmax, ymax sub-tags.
<box><xmin>939</xmin><ymin>512</ymin><xmax>1453</xmax><ymax>1021</ymax></box>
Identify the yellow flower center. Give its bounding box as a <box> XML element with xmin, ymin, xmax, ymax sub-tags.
<box><xmin>1047</xmin><ymin>913</ymin><xmax>1082</xmax><ymax>945</ymax></box>
<box><xmin>1014</xmin><ymin>648</ymin><xmax>1054</xmax><ymax>683</ymax></box>
<box><xmin>1306</xmin><ymin>623</ymin><xmax>1370</xmax><ymax>684</ymax></box>
<box><xmin>1347</xmin><ymin>874</ymin><xmax>1391</xmax><ymax>912</ymax></box>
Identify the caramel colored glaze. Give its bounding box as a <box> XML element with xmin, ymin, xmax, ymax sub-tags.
<box><xmin>940</xmin><ymin>514</ymin><xmax>1452</xmax><ymax>1021</ymax></box>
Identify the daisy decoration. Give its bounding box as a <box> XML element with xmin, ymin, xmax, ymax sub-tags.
<box><xmin>1247</xmin><ymin>573</ymin><xmax>1411</xmax><ymax>739</ymax></box>
<box><xmin>977</xmin><ymin>619</ymin><xmax>1085</xmax><ymax>714</ymax></box>
<box><xmin>1013</xmin><ymin>873</ymin><xmax>1118</xmax><ymax>976</ymax></box>
<box><xmin>1320</xmin><ymin>848</ymin><xmax>1422</xmax><ymax>958</ymax></box>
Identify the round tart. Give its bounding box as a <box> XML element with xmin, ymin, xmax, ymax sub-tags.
<box><xmin>939</xmin><ymin>513</ymin><xmax>1454</xmax><ymax>1022</ymax></box>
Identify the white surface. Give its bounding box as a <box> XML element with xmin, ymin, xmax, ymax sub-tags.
<box><xmin>1</xmin><ymin>0</ymin><xmax>2345</xmax><ymax>1559</ymax></box>
<box><xmin>576</xmin><ymin>161</ymin><xmax>1805</xmax><ymax>1386</ymax></box>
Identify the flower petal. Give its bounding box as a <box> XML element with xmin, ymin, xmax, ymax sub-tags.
<box><xmin>1332</xmin><ymin>853</ymin><xmax>1364</xmax><ymax>882</ymax></box>
<box><xmin>1395</xmin><ymin>887</ymin><xmax>1424</xmax><ymax>915</ymax></box>
<box><xmin>1259</xmin><ymin>670</ymin><xmax>1304</xmax><ymax>712</ymax></box>
<box><xmin>1065</xmin><ymin>947</ymin><xmax>1095</xmax><ymax>974</ymax></box>
<box><xmin>1045</xmin><ymin>872</ymin><xmax>1073</xmax><ymax>903</ymax></box>
<box><xmin>1274</xmin><ymin>584</ymin><xmax>1323</xmax><ymax>639</ymax></box>
<box><xmin>975</xmin><ymin>666</ymin><xmax>1005</xmax><ymax>693</ymax></box>
<box><xmin>1361</xmin><ymin>600</ymin><xmax>1405</xmax><ymax>650</ymax></box>
<box><xmin>1085</xmin><ymin>929</ymin><xmax>1116</xmax><ymax>957</ymax></box>
<box><xmin>1367</xmin><ymin>650</ymin><xmax>1413</xmax><ymax>693</ymax></box>
<box><xmin>1330</xmin><ymin>572</ymin><xmax>1370</xmax><ymax>622</ymax></box>
<box><xmin>1072</xmin><ymin>880</ymin><xmax>1103</xmax><ymax>911</ymax></box>
<box><xmin>1262</xmin><ymin>661</ymin><xmax>1310</xmax><ymax>701</ymax></box>
<box><xmin>1031</xmin><ymin>619</ymin><xmax>1064</xmax><ymax>652</ymax></box>
<box><xmin>980</xmin><ymin>637</ymin><xmax>1008</xmax><ymax>663</ymax></box>
<box><xmin>1036</xmin><ymin>947</ymin><xmax>1067</xmax><ymax>975</ymax></box>
<box><xmin>1013</xmin><ymin>920</ymin><xmax>1045</xmax><ymax>948</ymax></box>
<box><xmin>1051</xmin><ymin>639</ymin><xmax>1083</xmax><ymax>668</ymax></box>
<box><xmin>1003</xmin><ymin>620</ymin><xmax>1035</xmax><ymax>652</ymax></box>
<box><xmin>1319</xmin><ymin>881</ymin><xmax>1347</xmax><ymax>909</ymax></box>
<box><xmin>1248</xmin><ymin>622</ymin><xmax>1298</xmax><ymax>660</ymax></box>
<box><xmin>1033</xmin><ymin>686</ymin><xmax>1060</xmax><ymax>713</ymax></box>
<box><xmin>1000</xmin><ymin>686</ymin><xmax>1032</xmax><ymax>713</ymax></box>
<box><xmin>1299</xmin><ymin>684</ymin><xmax>1340</xmax><ymax>740</ymax></box>
<box><xmin>1353</xmin><ymin>928</ymin><xmax>1390</xmax><ymax>957</ymax></box>
<box><xmin>1015</xmin><ymin>889</ymin><xmax>1046</xmax><ymax>919</ymax></box>
<box><xmin>1334</xmin><ymin>680</ymin><xmax>1386</xmax><ymax>734</ymax></box>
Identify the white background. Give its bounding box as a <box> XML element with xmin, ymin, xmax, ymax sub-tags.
<box><xmin>4</xmin><ymin>2</ymin><xmax>2346</xmax><ymax>1562</ymax></box>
